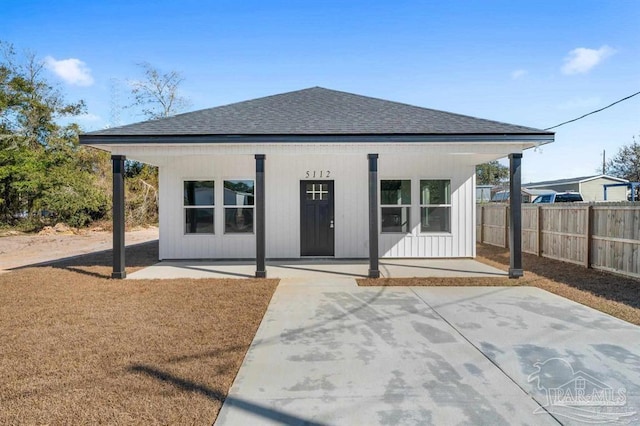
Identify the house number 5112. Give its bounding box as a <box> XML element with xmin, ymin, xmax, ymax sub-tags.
<box><xmin>305</xmin><ymin>170</ymin><xmax>331</xmax><ymax>178</ymax></box>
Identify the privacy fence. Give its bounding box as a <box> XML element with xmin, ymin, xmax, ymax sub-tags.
<box><xmin>476</xmin><ymin>203</ymin><xmax>640</xmax><ymax>279</ymax></box>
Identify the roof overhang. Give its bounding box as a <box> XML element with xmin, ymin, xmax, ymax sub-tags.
<box><xmin>80</xmin><ymin>133</ymin><xmax>554</xmax><ymax>146</ymax></box>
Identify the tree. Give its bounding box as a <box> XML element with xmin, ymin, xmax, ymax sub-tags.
<box><xmin>476</xmin><ymin>161</ymin><xmax>509</xmax><ymax>185</ymax></box>
<box><xmin>0</xmin><ymin>41</ymin><xmax>107</xmax><ymax>228</ymax></box>
<box><xmin>607</xmin><ymin>136</ymin><xmax>640</xmax><ymax>182</ymax></box>
<box><xmin>128</xmin><ymin>62</ymin><xmax>190</xmax><ymax>120</ymax></box>
<box><xmin>120</xmin><ymin>62</ymin><xmax>192</xmax><ymax>226</ymax></box>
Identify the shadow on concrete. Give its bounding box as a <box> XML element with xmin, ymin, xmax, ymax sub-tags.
<box><xmin>380</xmin><ymin>262</ymin><xmax>507</xmax><ymax>277</ymax></box>
<box><xmin>167</xmin><ymin>264</ymin><xmax>255</xmax><ymax>279</ymax></box>
<box><xmin>270</xmin><ymin>263</ymin><xmax>368</xmax><ymax>278</ymax></box>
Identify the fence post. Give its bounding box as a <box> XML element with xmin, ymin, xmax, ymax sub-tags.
<box><xmin>537</xmin><ymin>206</ymin><xmax>543</xmax><ymax>257</ymax></box>
<box><xmin>584</xmin><ymin>205</ymin><xmax>592</xmax><ymax>268</ymax></box>
<box><xmin>479</xmin><ymin>205</ymin><xmax>484</xmax><ymax>244</ymax></box>
<box><xmin>504</xmin><ymin>205</ymin><xmax>509</xmax><ymax>248</ymax></box>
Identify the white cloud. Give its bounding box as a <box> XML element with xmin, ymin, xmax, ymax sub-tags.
<box><xmin>511</xmin><ymin>69</ymin><xmax>527</xmax><ymax>80</ymax></box>
<box><xmin>44</xmin><ymin>56</ymin><xmax>94</xmax><ymax>86</ymax></box>
<box><xmin>561</xmin><ymin>46</ymin><xmax>615</xmax><ymax>75</ymax></box>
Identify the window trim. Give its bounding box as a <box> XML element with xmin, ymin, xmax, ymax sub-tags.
<box><xmin>223</xmin><ymin>178</ymin><xmax>255</xmax><ymax>235</ymax></box>
<box><xmin>419</xmin><ymin>179</ymin><xmax>452</xmax><ymax>234</ymax></box>
<box><xmin>183</xmin><ymin>179</ymin><xmax>215</xmax><ymax>235</ymax></box>
<box><xmin>380</xmin><ymin>178</ymin><xmax>412</xmax><ymax>234</ymax></box>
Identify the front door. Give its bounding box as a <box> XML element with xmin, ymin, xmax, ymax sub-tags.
<box><xmin>300</xmin><ymin>180</ymin><xmax>334</xmax><ymax>256</ymax></box>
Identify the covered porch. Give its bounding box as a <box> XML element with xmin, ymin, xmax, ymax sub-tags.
<box><xmin>126</xmin><ymin>258</ymin><xmax>506</xmax><ymax>280</ymax></box>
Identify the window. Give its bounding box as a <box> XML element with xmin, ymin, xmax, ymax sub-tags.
<box><xmin>381</xmin><ymin>180</ymin><xmax>411</xmax><ymax>233</ymax></box>
<box><xmin>532</xmin><ymin>194</ymin><xmax>553</xmax><ymax>204</ymax></box>
<box><xmin>224</xmin><ymin>180</ymin><xmax>254</xmax><ymax>233</ymax></box>
<box><xmin>420</xmin><ymin>180</ymin><xmax>451</xmax><ymax>233</ymax></box>
<box><xmin>184</xmin><ymin>181</ymin><xmax>214</xmax><ymax>234</ymax></box>
<box><xmin>305</xmin><ymin>183</ymin><xmax>329</xmax><ymax>200</ymax></box>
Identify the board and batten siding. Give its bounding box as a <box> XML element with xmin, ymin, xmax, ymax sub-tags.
<box><xmin>378</xmin><ymin>155</ymin><xmax>475</xmax><ymax>258</ymax></box>
<box><xmin>155</xmin><ymin>150</ymin><xmax>476</xmax><ymax>260</ymax></box>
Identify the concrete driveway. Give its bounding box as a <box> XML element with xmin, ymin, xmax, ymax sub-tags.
<box><xmin>216</xmin><ymin>280</ymin><xmax>640</xmax><ymax>425</ymax></box>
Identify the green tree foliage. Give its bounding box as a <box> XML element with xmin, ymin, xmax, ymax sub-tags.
<box><xmin>476</xmin><ymin>161</ymin><xmax>509</xmax><ymax>185</ymax></box>
<box><xmin>0</xmin><ymin>42</ymin><xmax>108</xmax><ymax>228</ymax></box>
<box><xmin>607</xmin><ymin>136</ymin><xmax>640</xmax><ymax>182</ymax></box>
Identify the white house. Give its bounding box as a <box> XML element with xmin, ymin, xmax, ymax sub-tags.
<box><xmin>80</xmin><ymin>87</ymin><xmax>554</xmax><ymax>278</ymax></box>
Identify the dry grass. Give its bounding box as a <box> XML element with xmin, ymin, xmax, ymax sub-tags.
<box><xmin>359</xmin><ymin>244</ymin><xmax>640</xmax><ymax>326</ymax></box>
<box><xmin>0</xmin><ymin>241</ymin><xmax>278</xmax><ymax>425</ymax></box>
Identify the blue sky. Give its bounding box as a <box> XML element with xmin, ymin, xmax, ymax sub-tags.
<box><xmin>4</xmin><ymin>0</ymin><xmax>639</xmax><ymax>182</ymax></box>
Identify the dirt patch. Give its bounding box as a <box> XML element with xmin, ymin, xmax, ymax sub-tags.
<box><xmin>358</xmin><ymin>244</ymin><xmax>640</xmax><ymax>326</ymax></box>
<box><xmin>0</xmin><ymin>227</ymin><xmax>159</xmax><ymax>271</ymax></box>
<box><xmin>0</xmin><ymin>243</ymin><xmax>278</xmax><ymax>424</ymax></box>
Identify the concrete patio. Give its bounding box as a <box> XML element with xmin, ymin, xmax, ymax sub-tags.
<box><xmin>127</xmin><ymin>258</ymin><xmax>507</xmax><ymax>280</ymax></box>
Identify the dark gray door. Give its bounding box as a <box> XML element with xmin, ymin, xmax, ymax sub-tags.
<box><xmin>300</xmin><ymin>181</ymin><xmax>334</xmax><ymax>256</ymax></box>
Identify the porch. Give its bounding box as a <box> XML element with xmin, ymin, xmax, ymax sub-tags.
<box><xmin>127</xmin><ymin>258</ymin><xmax>506</xmax><ymax>280</ymax></box>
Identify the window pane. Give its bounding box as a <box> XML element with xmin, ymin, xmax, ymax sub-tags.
<box><xmin>184</xmin><ymin>181</ymin><xmax>214</xmax><ymax>206</ymax></box>
<box><xmin>225</xmin><ymin>208</ymin><xmax>254</xmax><ymax>233</ymax></box>
<box><xmin>421</xmin><ymin>207</ymin><xmax>450</xmax><ymax>233</ymax></box>
<box><xmin>381</xmin><ymin>207</ymin><xmax>410</xmax><ymax>233</ymax></box>
<box><xmin>224</xmin><ymin>180</ymin><xmax>254</xmax><ymax>206</ymax></box>
<box><xmin>185</xmin><ymin>208</ymin><xmax>214</xmax><ymax>234</ymax></box>
<box><xmin>420</xmin><ymin>180</ymin><xmax>450</xmax><ymax>205</ymax></box>
<box><xmin>381</xmin><ymin>180</ymin><xmax>411</xmax><ymax>205</ymax></box>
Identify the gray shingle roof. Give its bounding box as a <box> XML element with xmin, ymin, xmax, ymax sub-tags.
<box><xmin>83</xmin><ymin>87</ymin><xmax>551</xmax><ymax>138</ymax></box>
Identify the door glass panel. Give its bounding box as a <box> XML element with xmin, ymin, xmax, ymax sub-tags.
<box><xmin>306</xmin><ymin>183</ymin><xmax>329</xmax><ymax>200</ymax></box>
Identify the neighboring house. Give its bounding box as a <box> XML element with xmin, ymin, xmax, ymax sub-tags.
<box><xmin>80</xmin><ymin>87</ymin><xmax>554</xmax><ymax>278</ymax></box>
<box><xmin>490</xmin><ymin>188</ymin><xmax>554</xmax><ymax>203</ymax></box>
<box><xmin>523</xmin><ymin>174</ymin><xmax>629</xmax><ymax>202</ymax></box>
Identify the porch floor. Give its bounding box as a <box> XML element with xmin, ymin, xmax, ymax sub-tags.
<box><xmin>126</xmin><ymin>258</ymin><xmax>507</xmax><ymax>280</ymax></box>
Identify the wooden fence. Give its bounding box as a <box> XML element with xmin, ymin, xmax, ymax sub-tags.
<box><xmin>476</xmin><ymin>203</ymin><xmax>640</xmax><ymax>279</ymax></box>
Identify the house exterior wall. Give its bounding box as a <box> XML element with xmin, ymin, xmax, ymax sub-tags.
<box><xmin>152</xmin><ymin>149</ymin><xmax>477</xmax><ymax>260</ymax></box>
<box><xmin>533</xmin><ymin>182</ymin><xmax>580</xmax><ymax>193</ymax></box>
<box><xmin>580</xmin><ymin>178</ymin><xmax>627</xmax><ymax>201</ymax></box>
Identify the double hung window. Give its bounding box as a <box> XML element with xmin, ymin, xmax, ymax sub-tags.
<box><xmin>420</xmin><ymin>180</ymin><xmax>451</xmax><ymax>233</ymax></box>
<box><xmin>184</xmin><ymin>181</ymin><xmax>215</xmax><ymax>234</ymax></box>
<box><xmin>224</xmin><ymin>180</ymin><xmax>254</xmax><ymax>233</ymax></box>
<box><xmin>380</xmin><ymin>180</ymin><xmax>411</xmax><ymax>233</ymax></box>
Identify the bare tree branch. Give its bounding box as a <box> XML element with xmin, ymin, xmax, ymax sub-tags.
<box><xmin>128</xmin><ymin>62</ymin><xmax>191</xmax><ymax>120</ymax></box>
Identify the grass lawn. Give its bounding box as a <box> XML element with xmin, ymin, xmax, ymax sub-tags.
<box><xmin>0</xmin><ymin>241</ymin><xmax>278</xmax><ymax>425</ymax></box>
<box><xmin>359</xmin><ymin>243</ymin><xmax>640</xmax><ymax>326</ymax></box>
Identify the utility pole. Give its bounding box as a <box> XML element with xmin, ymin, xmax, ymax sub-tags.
<box><xmin>602</xmin><ymin>150</ymin><xmax>606</xmax><ymax>174</ymax></box>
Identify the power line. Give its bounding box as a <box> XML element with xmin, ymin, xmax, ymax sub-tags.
<box><xmin>544</xmin><ymin>90</ymin><xmax>640</xmax><ymax>131</ymax></box>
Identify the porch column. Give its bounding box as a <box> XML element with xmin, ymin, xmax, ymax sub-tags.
<box><xmin>112</xmin><ymin>155</ymin><xmax>126</xmax><ymax>279</ymax></box>
<box><xmin>255</xmin><ymin>154</ymin><xmax>267</xmax><ymax>278</ymax></box>
<box><xmin>368</xmin><ymin>154</ymin><xmax>380</xmax><ymax>278</ymax></box>
<box><xmin>508</xmin><ymin>153</ymin><xmax>523</xmax><ymax>278</ymax></box>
